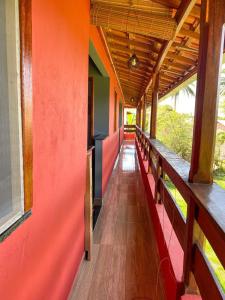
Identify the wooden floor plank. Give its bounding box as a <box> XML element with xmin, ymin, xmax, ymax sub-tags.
<box><xmin>69</xmin><ymin>142</ymin><xmax>165</xmax><ymax>300</ymax></box>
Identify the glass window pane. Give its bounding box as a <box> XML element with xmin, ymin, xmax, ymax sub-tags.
<box><xmin>0</xmin><ymin>0</ymin><xmax>24</xmax><ymax>234</ymax></box>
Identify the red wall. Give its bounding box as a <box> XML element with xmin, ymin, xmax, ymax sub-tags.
<box><xmin>0</xmin><ymin>1</ymin><xmax>90</xmax><ymax>299</ymax></box>
<box><xmin>0</xmin><ymin>2</ymin><xmax>123</xmax><ymax>300</ymax></box>
<box><xmin>102</xmin><ymin>133</ymin><xmax>120</xmax><ymax>194</ymax></box>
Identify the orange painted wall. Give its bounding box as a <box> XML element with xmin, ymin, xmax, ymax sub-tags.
<box><xmin>0</xmin><ymin>1</ymin><xmax>90</xmax><ymax>299</ymax></box>
<box><xmin>0</xmin><ymin>2</ymin><xmax>123</xmax><ymax>300</ymax></box>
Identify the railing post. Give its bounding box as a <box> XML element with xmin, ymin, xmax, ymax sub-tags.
<box><xmin>183</xmin><ymin>198</ymin><xmax>196</xmax><ymax>293</ymax></box>
<box><xmin>142</xmin><ymin>94</ymin><xmax>147</xmax><ymax>132</ymax></box>
<box><xmin>155</xmin><ymin>156</ymin><xmax>163</xmax><ymax>203</ymax></box>
<box><xmin>189</xmin><ymin>0</ymin><xmax>225</xmax><ymax>183</ymax></box>
<box><xmin>150</xmin><ymin>73</ymin><xmax>159</xmax><ymax>139</ymax></box>
<box><xmin>136</xmin><ymin>103</ymin><xmax>141</xmax><ymax>127</ymax></box>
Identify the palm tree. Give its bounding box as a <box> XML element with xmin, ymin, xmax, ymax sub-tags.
<box><xmin>170</xmin><ymin>66</ymin><xmax>225</xmax><ymax>112</ymax></box>
<box><xmin>219</xmin><ymin>69</ymin><xmax>225</xmax><ymax>97</ymax></box>
<box><xmin>172</xmin><ymin>82</ymin><xmax>196</xmax><ymax>111</ymax></box>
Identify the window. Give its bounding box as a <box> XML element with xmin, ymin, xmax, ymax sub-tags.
<box><xmin>114</xmin><ymin>91</ymin><xmax>118</xmax><ymax>132</ymax></box>
<box><xmin>0</xmin><ymin>0</ymin><xmax>32</xmax><ymax>238</ymax></box>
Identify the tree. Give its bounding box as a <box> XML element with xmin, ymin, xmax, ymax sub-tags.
<box><xmin>214</xmin><ymin>131</ymin><xmax>225</xmax><ymax>168</ymax></box>
<box><xmin>172</xmin><ymin>82</ymin><xmax>196</xmax><ymax>111</ymax></box>
<box><xmin>157</xmin><ymin>105</ymin><xmax>193</xmax><ymax>161</ymax></box>
<box><xmin>219</xmin><ymin>69</ymin><xmax>225</xmax><ymax>97</ymax></box>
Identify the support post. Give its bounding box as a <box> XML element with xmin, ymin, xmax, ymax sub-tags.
<box><xmin>136</xmin><ymin>103</ymin><xmax>141</xmax><ymax>127</ymax></box>
<box><xmin>189</xmin><ymin>0</ymin><xmax>225</xmax><ymax>183</ymax></box>
<box><xmin>150</xmin><ymin>73</ymin><xmax>159</xmax><ymax>139</ymax></box>
<box><xmin>141</xmin><ymin>94</ymin><xmax>146</xmax><ymax>132</ymax></box>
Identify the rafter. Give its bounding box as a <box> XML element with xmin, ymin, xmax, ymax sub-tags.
<box><xmin>106</xmin><ymin>32</ymin><xmax>160</xmax><ymax>55</ymax></box>
<box><xmin>109</xmin><ymin>44</ymin><xmax>157</xmax><ymax>61</ymax></box>
<box><xmin>144</xmin><ymin>0</ymin><xmax>198</xmax><ymax>94</ymax></box>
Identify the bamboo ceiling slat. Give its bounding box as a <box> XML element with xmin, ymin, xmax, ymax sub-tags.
<box><xmin>151</xmin><ymin>0</ymin><xmax>181</xmax><ymax>9</ymax></box>
<box><xmin>91</xmin><ymin>0</ymin><xmax>174</xmax><ymax>15</ymax></box>
<box><xmin>91</xmin><ymin>3</ymin><xmax>177</xmax><ymax>41</ymax></box>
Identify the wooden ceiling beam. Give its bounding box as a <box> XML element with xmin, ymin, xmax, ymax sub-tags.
<box><xmin>111</xmin><ymin>51</ymin><xmax>152</xmax><ymax>65</ymax></box>
<box><xmin>120</xmin><ymin>80</ymin><xmax>146</xmax><ymax>88</ymax></box>
<box><xmin>118</xmin><ymin>72</ymin><xmax>147</xmax><ymax>83</ymax></box>
<box><xmin>161</xmin><ymin>67</ymin><xmax>183</xmax><ymax>76</ymax></box>
<box><xmin>118</xmin><ymin>69</ymin><xmax>147</xmax><ymax>79</ymax></box>
<box><xmin>117</xmin><ymin>66</ymin><xmax>151</xmax><ymax>76</ymax></box>
<box><xmin>179</xmin><ymin>28</ymin><xmax>200</xmax><ymax>40</ymax></box>
<box><xmin>160</xmin><ymin>77</ymin><xmax>174</xmax><ymax>84</ymax></box>
<box><xmin>163</xmin><ymin>59</ymin><xmax>187</xmax><ymax>70</ymax></box>
<box><xmin>112</xmin><ymin>54</ymin><xmax>154</xmax><ymax>70</ymax></box>
<box><xmin>167</xmin><ymin>52</ymin><xmax>197</xmax><ymax>64</ymax></box>
<box><xmin>190</xmin><ymin>5</ymin><xmax>200</xmax><ymax>18</ymax></box>
<box><xmin>120</xmin><ymin>78</ymin><xmax>143</xmax><ymax>85</ymax></box>
<box><xmin>172</xmin><ymin>42</ymin><xmax>199</xmax><ymax>53</ymax></box>
<box><xmin>160</xmin><ymin>73</ymin><xmax>179</xmax><ymax>81</ymax></box>
<box><xmin>121</xmin><ymin>84</ymin><xmax>141</xmax><ymax>92</ymax></box>
<box><xmin>109</xmin><ymin>44</ymin><xmax>157</xmax><ymax>61</ymax></box>
<box><xmin>113</xmin><ymin>57</ymin><xmax>153</xmax><ymax>72</ymax></box>
<box><xmin>106</xmin><ymin>32</ymin><xmax>160</xmax><ymax>55</ymax></box>
<box><xmin>114</xmin><ymin>62</ymin><xmax>151</xmax><ymax>73</ymax></box>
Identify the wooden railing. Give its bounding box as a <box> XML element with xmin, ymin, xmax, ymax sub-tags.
<box><xmin>136</xmin><ymin>126</ymin><xmax>225</xmax><ymax>299</ymax></box>
<box><xmin>124</xmin><ymin>124</ymin><xmax>136</xmax><ymax>133</ymax></box>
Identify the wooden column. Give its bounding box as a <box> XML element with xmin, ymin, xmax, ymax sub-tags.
<box><xmin>150</xmin><ymin>73</ymin><xmax>159</xmax><ymax>139</ymax></box>
<box><xmin>136</xmin><ymin>103</ymin><xmax>141</xmax><ymax>127</ymax></box>
<box><xmin>189</xmin><ymin>0</ymin><xmax>225</xmax><ymax>183</ymax></box>
<box><xmin>142</xmin><ymin>94</ymin><xmax>147</xmax><ymax>132</ymax></box>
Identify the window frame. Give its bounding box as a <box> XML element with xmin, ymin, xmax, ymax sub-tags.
<box><xmin>114</xmin><ymin>91</ymin><xmax>118</xmax><ymax>132</ymax></box>
<box><xmin>0</xmin><ymin>0</ymin><xmax>32</xmax><ymax>241</ymax></box>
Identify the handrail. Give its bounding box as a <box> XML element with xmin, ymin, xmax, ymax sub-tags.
<box><xmin>136</xmin><ymin>125</ymin><xmax>225</xmax><ymax>299</ymax></box>
<box><xmin>124</xmin><ymin>124</ymin><xmax>136</xmax><ymax>133</ymax></box>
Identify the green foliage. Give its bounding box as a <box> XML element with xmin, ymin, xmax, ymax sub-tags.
<box><xmin>219</xmin><ymin>69</ymin><xmax>225</xmax><ymax>97</ymax></box>
<box><xmin>157</xmin><ymin>105</ymin><xmax>193</xmax><ymax>161</ymax></box>
<box><xmin>214</xmin><ymin>132</ymin><xmax>225</xmax><ymax>167</ymax></box>
<box><xmin>126</xmin><ymin>112</ymin><xmax>136</xmax><ymax>125</ymax></box>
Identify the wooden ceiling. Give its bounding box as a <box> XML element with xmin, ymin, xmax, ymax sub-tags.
<box><xmin>91</xmin><ymin>0</ymin><xmax>201</xmax><ymax>107</ymax></box>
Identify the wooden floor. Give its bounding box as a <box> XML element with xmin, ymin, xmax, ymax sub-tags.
<box><xmin>69</xmin><ymin>141</ymin><xmax>165</xmax><ymax>300</ymax></box>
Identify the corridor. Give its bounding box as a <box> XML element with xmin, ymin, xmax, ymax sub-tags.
<box><xmin>69</xmin><ymin>141</ymin><xmax>164</xmax><ymax>300</ymax></box>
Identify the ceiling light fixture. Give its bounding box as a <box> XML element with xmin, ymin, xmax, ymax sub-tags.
<box><xmin>128</xmin><ymin>54</ymin><xmax>139</xmax><ymax>69</ymax></box>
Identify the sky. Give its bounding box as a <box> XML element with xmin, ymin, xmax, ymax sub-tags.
<box><xmin>160</xmin><ymin>62</ymin><xmax>225</xmax><ymax>117</ymax></box>
<box><xmin>160</xmin><ymin>90</ymin><xmax>196</xmax><ymax>115</ymax></box>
